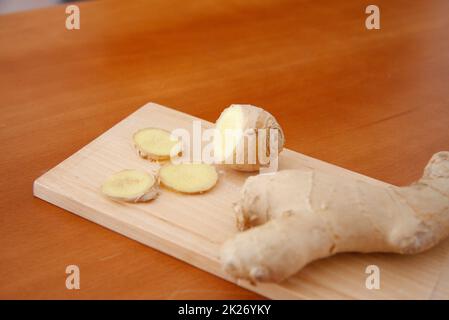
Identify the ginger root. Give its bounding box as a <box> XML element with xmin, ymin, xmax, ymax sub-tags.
<box><xmin>101</xmin><ymin>169</ymin><xmax>159</xmax><ymax>202</ymax></box>
<box><xmin>160</xmin><ymin>163</ymin><xmax>218</xmax><ymax>194</ymax></box>
<box><xmin>221</xmin><ymin>151</ymin><xmax>449</xmax><ymax>283</ymax></box>
<box><xmin>214</xmin><ymin>105</ymin><xmax>284</xmax><ymax>172</ymax></box>
<box><xmin>133</xmin><ymin>128</ymin><xmax>180</xmax><ymax>161</ymax></box>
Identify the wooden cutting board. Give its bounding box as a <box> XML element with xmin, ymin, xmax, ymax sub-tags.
<box><xmin>33</xmin><ymin>102</ymin><xmax>449</xmax><ymax>299</ymax></box>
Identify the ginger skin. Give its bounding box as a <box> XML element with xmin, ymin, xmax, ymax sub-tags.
<box><xmin>221</xmin><ymin>152</ymin><xmax>449</xmax><ymax>283</ymax></box>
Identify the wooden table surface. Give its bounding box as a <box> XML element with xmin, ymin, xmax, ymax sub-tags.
<box><xmin>1</xmin><ymin>0</ymin><xmax>449</xmax><ymax>299</ymax></box>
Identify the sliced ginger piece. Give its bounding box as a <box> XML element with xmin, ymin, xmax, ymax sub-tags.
<box><xmin>160</xmin><ymin>163</ymin><xmax>218</xmax><ymax>194</ymax></box>
<box><xmin>133</xmin><ymin>128</ymin><xmax>180</xmax><ymax>161</ymax></box>
<box><xmin>101</xmin><ymin>169</ymin><xmax>159</xmax><ymax>202</ymax></box>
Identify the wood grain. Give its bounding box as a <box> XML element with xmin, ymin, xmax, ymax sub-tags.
<box><xmin>1</xmin><ymin>0</ymin><xmax>449</xmax><ymax>299</ymax></box>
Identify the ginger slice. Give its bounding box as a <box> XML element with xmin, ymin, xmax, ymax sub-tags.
<box><xmin>160</xmin><ymin>163</ymin><xmax>218</xmax><ymax>194</ymax></box>
<box><xmin>101</xmin><ymin>169</ymin><xmax>159</xmax><ymax>202</ymax></box>
<box><xmin>133</xmin><ymin>128</ymin><xmax>180</xmax><ymax>161</ymax></box>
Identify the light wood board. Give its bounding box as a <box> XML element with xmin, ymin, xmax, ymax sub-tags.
<box><xmin>33</xmin><ymin>103</ymin><xmax>449</xmax><ymax>299</ymax></box>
